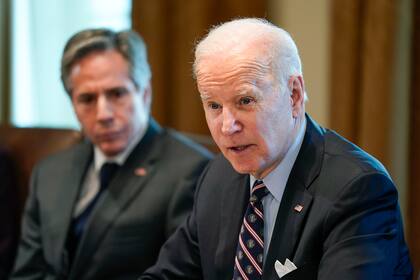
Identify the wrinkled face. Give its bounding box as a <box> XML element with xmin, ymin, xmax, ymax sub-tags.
<box><xmin>196</xmin><ymin>53</ymin><xmax>303</xmax><ymax>178</ymax></box>
<box><xmin>69</xmin><ymin>50</ymin><xmax>150</xmax><ymax>157</ymax></box>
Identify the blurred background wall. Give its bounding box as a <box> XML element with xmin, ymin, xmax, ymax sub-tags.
<box><xmin>0</xmin><ymin>0</ymin><xmax>419</xmax><ymax>274</ymax></box>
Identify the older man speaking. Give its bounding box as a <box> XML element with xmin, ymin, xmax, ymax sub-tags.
<box><xmin>140</xmin><ymin>18</ymin><xmax>412</xmax><ymax>280</ymax></box>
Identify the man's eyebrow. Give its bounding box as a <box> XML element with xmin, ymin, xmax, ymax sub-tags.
<box><xmin>200</xmin><ymin>93</ymin><xmax>211</xmax><ymax>101</ymax></box>
<box><xmin>105</xmin><ymin>86</ymin><xmax>129</xmax><ymax>92</ymax></box>
<box><xmin>77</xmin><ymin>91</ymin><xmax>95</xmax><ymax>97</ymax></box>
<box><xmin>236</xmin><ymin>88</ymin><xmax>262</xmax><ymax>99</ymax></box>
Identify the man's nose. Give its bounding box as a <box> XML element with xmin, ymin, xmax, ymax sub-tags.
<box><xmin>96</xmin><ymin>95</ymin><xmax>114</xmax><ymax>122</ymax></box>
<box><xmin>221</xmin><ymin>108</ymin><xmax>241</xmax><ymax>135</ymax></box>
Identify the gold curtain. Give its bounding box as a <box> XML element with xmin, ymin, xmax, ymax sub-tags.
<box><xmin>131</xmin><ymin>0</ymin><xmax>266</xmax><ymax>135</ymax></box>
<box><xmin>331</xmin><ymin>0</ymin><xmax>419</xmax><ymax>274</ymax></box>
<box><xmin>330</xmin><ymin>0</ymin><xmax>397</xmax><ymax>167</ymax></box>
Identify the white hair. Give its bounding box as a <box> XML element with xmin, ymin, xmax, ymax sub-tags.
<box><xmin>193</xmin><ymin>18</ymin><xmax>305</xmax><ymax>98</ymax></box>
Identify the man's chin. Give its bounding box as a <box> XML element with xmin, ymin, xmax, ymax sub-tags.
<box><xmin>229</xmin><ymin>160</ymin><xmax>257</xmax><ymax>176</ymax></box>
<box><xmin>98</xmin><ymin>143</ymin><xmax>126</xmax><ymax>157</ymax></box>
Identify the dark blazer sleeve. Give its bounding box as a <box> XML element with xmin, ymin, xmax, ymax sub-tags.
<box><xmin>164</xmin><ymin>162</ymin><xmax>206</xmax><ymax>238</ymax></box>
<box><xmin>10</xmin><ymin>164</ymin><xmax>53</xmax><ymax>280</ymax></box>
<box><xmin>317</xmin><ymin>172</ymin><xmax>412</xmax><ymax>279</ymax></box>
<box><xmin>160</xmin><ymin>129</ymin><xmax>213</xmax><ymax>239</ymax></box>
<box><xmin>140</xmin><ymin>164</ymin><xmax>211</xmax><ymax>280</ymax></box>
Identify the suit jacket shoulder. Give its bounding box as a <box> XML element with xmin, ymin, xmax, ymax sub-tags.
<box><xmin>279</xmin><ymin>116</ymin><xmax>412</xmax><ymax>279</ymax></box>
<box><xmin>155</xmin><ymin>128</ymin><xmax>213</xmax><ymax>169</ymax></box>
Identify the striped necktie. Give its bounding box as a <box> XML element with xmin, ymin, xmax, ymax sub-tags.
<box><xmin>233</xmin><ymin>180</ymin><xmax>268</xmax><ymax>280</ymax></box>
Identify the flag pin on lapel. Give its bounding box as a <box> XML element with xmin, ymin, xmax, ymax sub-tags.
<box><xmin>134</xmin><ymin>167</ymin><xmax>147</xmax><ymax>176</ymax></box>
<box><xmin>294</xmin><ymin>204</ymin><xmax>304</xmax><ymax>213</ymax></box>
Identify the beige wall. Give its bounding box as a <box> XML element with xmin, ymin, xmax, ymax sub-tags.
<box><xmin>268</xmin><ymin>0</ymin><xmax>331</xmax><ymax>127</ymax></box>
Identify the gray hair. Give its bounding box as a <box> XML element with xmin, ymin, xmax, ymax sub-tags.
<box><xmin>193</xmin><ymin>18</ymin><xmax>304</xmax><ymax>96</ymax></box>
<box><xmin>61</xmin><ymin>28</ymin><xmax>151</xmax><ymax>95</ymax></box>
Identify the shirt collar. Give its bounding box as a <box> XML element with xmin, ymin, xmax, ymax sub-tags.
<box><xmin>94</xmin><ymin>126</ymin><xmax>146</xmax><ymax>172</ymax></box>
<box><xmin>250</xmin><ymin>118</ymin><xmax>307</xmax><ymax>201</ymax></box>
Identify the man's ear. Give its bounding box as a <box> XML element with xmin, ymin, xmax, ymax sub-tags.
<box><xmin>142</xmin><ymin>82</ymin><xmax>152</xmax><ymax>111</ymax></box>
<box><xmin>289</xmin><ymin>75</ymin><xmax>305</xmax><ymax>118</ymax></box>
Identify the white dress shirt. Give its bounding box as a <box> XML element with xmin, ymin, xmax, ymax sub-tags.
<box><xmin>73</xmin><ymin>129</ymin><xmax>145</xmax><ymax>217</ymax></box>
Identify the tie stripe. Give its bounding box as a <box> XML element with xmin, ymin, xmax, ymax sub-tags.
<box><xmin>252</xmin><ymin>206</ymin><xmax>263</xmax><ymax>219</ymax></box>
<box><xmin>243</xmin><ymin>220</ymin><xmax>263</xmax><ymax>247</ymax></box>
<box><xmin>235</xmin><ymin>257</ymin><xmax>250</xmax><ymax>280</ymax></box>
<box><xmin>239</xmin><ymin>236</ymin><xmax>263</xmax><ymax>275</ymax></box>
<box><xmin>252</xmin><ymin>183</ymin><xmax>265</xmax><ymax>192</ymax></box>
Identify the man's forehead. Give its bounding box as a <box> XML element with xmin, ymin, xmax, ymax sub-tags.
<box><xmin>197</xmin><ymin>49</ymin><xmax>271</xmax><ymax>74</ymax></box>
<box><xmin>196</xmin><ymin>55</ymin><xmax>272</xmax><ymax>91</ymax></box>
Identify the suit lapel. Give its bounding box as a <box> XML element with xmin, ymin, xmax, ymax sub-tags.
<box><xmin>70</xmin><ymin>121</ymin><xmax>162</xmax><ymax>277</ymax></box>
<box><xmin>215</xmin><ymin>172</ymin><xmax>249</xmax><ymax>278</ymax></box>
<box><xmin>263</xmin><ymin>115</ymin><xmax>324</xmax><ymax>280</ymax></box>
<box><xmin>53</xmin><ymin>141</ymin><xmax>93</xmax><ymax>271</ymax></box>
<box><xmin>263</xmin><ymin>182</ymin><xmax>313</xmax><ymax>280</ymax></box>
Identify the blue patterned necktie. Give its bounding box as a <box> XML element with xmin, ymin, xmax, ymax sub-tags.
<box><xmin>67</xmin><ymin>162</ymin><xmax>119</xmax><ymax>261</ymax></box>
<box><xmin>73</xmin><ymin>162</ymin><xmax>120</xmax><ymax>237</ymax></box>
<box><xmin>233</xmin><ymin>180</ymin><xmax>268</xmax><ymax>280</ymax></box>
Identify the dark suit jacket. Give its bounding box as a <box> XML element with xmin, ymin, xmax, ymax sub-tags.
<box><xmin>141</xmin><ymin>116</ymin><xmax>413</xmax><ymax>280</ymax></box>
<box><xmin>11</xmin><ymin>120</ymin><xmax>212</xmax><ymax>280</ymax></box>
<box><xmin>0</xmin><ymin>150</ymin><xmax>19</xmax><ymax>279</ymax></box>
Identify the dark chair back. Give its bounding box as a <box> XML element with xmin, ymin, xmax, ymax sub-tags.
<box><xmin>0</xmin><ymin>125</ymin><xmax>82</xmax><ymax>214</ymax></box>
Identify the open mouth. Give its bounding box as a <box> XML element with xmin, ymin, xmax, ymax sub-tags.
<box><xmin>228</xmin><ymin>144</ymin><xmax>253</xmax><ymax>153</ymax></box>
<box><xmin>98</xmin><ymin>131</ymin><xmax>121</xmax><ymax>141</ymax></box>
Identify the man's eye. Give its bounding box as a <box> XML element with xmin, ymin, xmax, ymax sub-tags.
<box><xmin>239</xmin><ymin>96</ymin><xmax>254</xmax><ymax>105</ymax></box>
<box><xmin>208</xmin><ymin>102</ymin><xmax>221</xmax><ymax>110</ymax></box>
<box><xmin>108</xmin><ymin>88</ymin><xmax>128</xmax><ymax>99</ymax></box>
<box><xmin>77</xmin><ymin>94</ymin><xmax>95</xmax><ymax>104</ymax></box>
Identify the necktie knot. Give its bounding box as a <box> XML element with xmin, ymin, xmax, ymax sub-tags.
<box><xmin>250</xmin><ymin>180</ymin><xmax>268</xmax><ymax>203</ymax></box>
<box><xmin>99</xmin><ymin>162</ymin><xmax>120</xmax><ymax>190</ymax></box>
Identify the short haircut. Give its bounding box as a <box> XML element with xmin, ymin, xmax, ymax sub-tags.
<box><xmin>193</xmin><ymin>18</ymin><xmax>303</xmax><ymax>95</ymax></box>
<box><xmin>61</xmin><ymin>28</ymin><xmax>151</xmax><ymax>95</ymax></box>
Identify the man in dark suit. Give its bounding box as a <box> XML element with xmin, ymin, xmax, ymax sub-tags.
<box><xmin>11</xmin><ymin>28</ymin><xmax>212</xmax><ymax>280</ymax></box>
<box><xmin>0</xmin><ymin>149</ymin><xmax>19</xmax><ymax>279</ymax></box>
<box><xmin>140</xmin><ymin>18</ymin><xmax>413</xmax><ymax>279</ymax></box>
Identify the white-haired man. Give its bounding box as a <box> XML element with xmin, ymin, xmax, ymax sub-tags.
<box><xmin>140</xmin><ymin>18</ymin><xmax>412</xmax><ymax>279</ymax></box>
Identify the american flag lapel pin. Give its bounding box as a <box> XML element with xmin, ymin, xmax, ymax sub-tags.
<box><xmin>134</xmin><ymin>167</ymin><xmax>147</xmax><ymax>176</ymax></box>
<box><xmin>294</xmin><ymin>204</ymin><xmax>304</xmax><ymax>213</ymax></box>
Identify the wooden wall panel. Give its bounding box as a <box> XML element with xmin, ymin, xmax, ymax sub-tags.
<box><xmin>165</xmin><ymin>1</ymin><xmax>213</xmax><ymax>134</ymax></box>
<box><xmin>132</xmin><ymin>1</ymin><xmax>171</xmax><ymax>126</ymax></box>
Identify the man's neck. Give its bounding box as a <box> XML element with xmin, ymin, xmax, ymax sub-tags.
<box><xmin>93</xmin><ymin>125</ymin><xmax>148</xmax><ymax>171</ymax></box>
